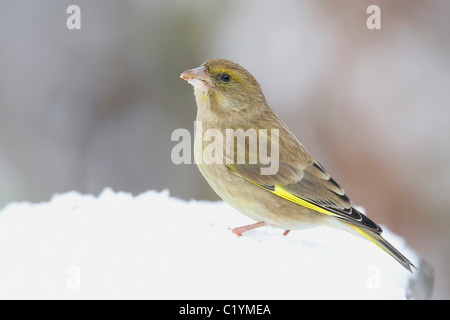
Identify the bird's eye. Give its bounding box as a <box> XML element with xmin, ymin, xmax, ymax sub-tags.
<box><xmin>220</xmin><ymin>73</ymin><xmax>231</xmax><ymax>83</ymax></box>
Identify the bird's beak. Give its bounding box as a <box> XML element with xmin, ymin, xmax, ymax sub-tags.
<box><xmin>180</xmin><ymin>66</ymin><xmax>213</xmax><ymax>92</ymax></box>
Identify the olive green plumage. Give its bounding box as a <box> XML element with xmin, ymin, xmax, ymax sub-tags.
<box><xmin>180</xmin><ymin>58</ymin><xmax>415</xmax><ymax>272</ymax></box>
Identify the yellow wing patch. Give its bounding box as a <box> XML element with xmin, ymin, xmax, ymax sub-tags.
<box><xmin>272</xmin><ymin>186</ymin><xmax>339</xmax><ymax>217</ymax></box>
<box><xmin>227</xmin><ymin>164</ymin><xmax>339</xmax><ymax>218</ymax></box>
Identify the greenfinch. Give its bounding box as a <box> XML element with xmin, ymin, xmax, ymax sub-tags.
<box><xmin>180</xmin><ymin>58</ymin><xmax>415</xmax><ymax>272</ymax></box>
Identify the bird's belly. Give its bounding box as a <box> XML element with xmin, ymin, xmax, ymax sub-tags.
<box><xmin>196</xmin><ymin>162</ymin><xmax>325</xmax><ymax>230</ymax></box>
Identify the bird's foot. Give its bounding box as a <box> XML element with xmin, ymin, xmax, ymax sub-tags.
<box><xmin>231</xmin><ymin>221</ymin><xmax>267</xmax><ymax>237</ymax></box>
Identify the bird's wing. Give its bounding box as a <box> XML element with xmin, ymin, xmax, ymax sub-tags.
<box><xmin>225</xmin><ymin>159</ymin><xmax>382</xmax><ymax>233</ymax></box>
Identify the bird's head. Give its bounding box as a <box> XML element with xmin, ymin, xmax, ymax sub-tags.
<box><xmin>180</xmin><ymin>59</ymin><xmax>267</xmax><ymax>113</ymax></box>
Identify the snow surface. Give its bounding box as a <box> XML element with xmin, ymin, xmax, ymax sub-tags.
<box><xmin>0</xmin><ymin>188</ymin><xmax>419</xmax><ymax>299</ymax></box>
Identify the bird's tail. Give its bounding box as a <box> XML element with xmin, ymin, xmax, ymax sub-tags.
<box><xmin>352</xmin><ymin>225</ymin><xmax>416</xmax><ymax>273</ymax></box>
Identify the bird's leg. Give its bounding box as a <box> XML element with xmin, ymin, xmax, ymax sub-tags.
<box><xmin>232</xmin><ymin>221</ymin><xmax>267</xmax><ymax>237</ymax></box>
<box><xmin>283</xmin><ymin>230</ymin><xmax>291</xmax><ymax>236</ymax></box>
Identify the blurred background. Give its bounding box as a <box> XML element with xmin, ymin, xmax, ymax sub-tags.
<box><xmin>0</xmin><ymin>0</ymin><xmax>448</xmax><ymax>298</ymax></box>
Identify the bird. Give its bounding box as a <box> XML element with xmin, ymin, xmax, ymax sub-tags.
<box><xmin>180</xmin><ymin>58</ymin><xmax>416</xmax><ymax>272</ymax></box>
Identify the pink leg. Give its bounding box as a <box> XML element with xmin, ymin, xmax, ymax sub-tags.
<box><xmin>232</xmin><ymin>221</ymin><xmax>267</xmax><ymax>237</ymax></box>
<box><xmin>283</xmin><ymin>230</ymin><xmax>291</xmax><ymax>236</ymax></box>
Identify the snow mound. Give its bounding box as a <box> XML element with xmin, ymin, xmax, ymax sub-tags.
<box><xmin>0</xmin><ymin>188</ymin><xmax>430</xmax><ymax>299</ymax></box>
